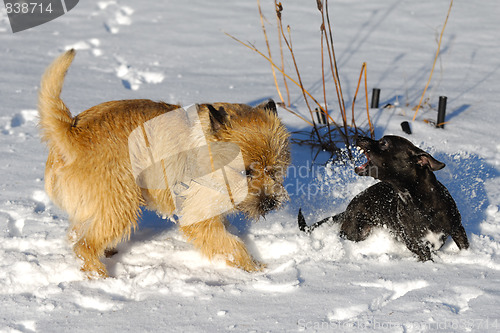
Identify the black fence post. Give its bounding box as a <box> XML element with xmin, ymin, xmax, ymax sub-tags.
<box><xmin>401</xmin><ymin>121</ymin><xmax>412</xmax><ymax>134</ymax></box>
<box><xmin>437</xmin><ymin>96</ymin><xmax>447</xmax><ymax>128</ymax></box>
<box><xmin>371</xmin><ymin>88</ymin><xmax>381</xmax><ymax>109</ymax></box>
<box><xmin>315</xmin><ymin>108</ymin><xmax>328</xmax><ymax>125</ymax></box>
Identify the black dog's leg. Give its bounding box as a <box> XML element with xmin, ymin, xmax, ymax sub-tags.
<box><xmin>403</xmin><ymin>238</ymin><xmax>433</xmax><ymax>261</ymax></box>
<box><xmin>451</xmin><ymin>225</ymin><xmax>469</xmax><ymax>250</ymax></box>
<box><xmin>339</xmin><ymin>214</ymin><xmax>373</xmax><ymax>242</ymax></box>
<box><xmin>298</xmin><ymin>209</ymin><xmax>344</xmax><ymax>234</ymax></box>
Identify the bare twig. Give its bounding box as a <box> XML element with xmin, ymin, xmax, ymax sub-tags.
<box><xmin>316</xmin><ymin>0</ymin><xmax>352</xmax><ymax>154</ymax></box>
<box><xmin>227</xmin><ymin>1</ymin><xmax>374</xmax><ymax>161</ymax></box>
<box><xmin>351</xmin><ymin>63</ymin><xmax>364</xmax><ymax>132</ymax></box>
<box><xmin>363</xmin><ymin>63</ymin><xmax>375</xmax><ymax>138</ymax></box>
<box><xmin>324</xmin><ymin>0</ymin><xmax>347</xmax><ymax>130</ymax></box>
<box><xmin>279</xmin><ymin>23</ymin><xmax>325</xmax><ymax>147</ymax></box>
<box><xmin>351</xmin><ymin>62</ymin><xmax>375</xmax><ymax>138</ymax></box>
<box><xmin>275</xmin><ymin>1</ymin><xmax>290</xmax><ymax>106</ymax></box>
<box><xmin>412</xmin><ymin>0</ymin><xmax>453</xmax><ymax>121</ymax></box>
<box><xmin>258</xmin><ymin>0</ymin><xmax>285</xmax><ymax>105</ymax></box>
<box><xmin>224</xmin><ymin>32</ymin><xmax>340</xmax><ymax>128</ymax></box>
<box><xmin>320</xmin><ymin>25</ymin><xmax>333</xmax><ymax>143</ymax></box>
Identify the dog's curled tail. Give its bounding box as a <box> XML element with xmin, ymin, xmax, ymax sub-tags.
<box><xmin>38</xmin><ymin>49</ymin><xmax>76</xmax><ymax>156</ymax></box>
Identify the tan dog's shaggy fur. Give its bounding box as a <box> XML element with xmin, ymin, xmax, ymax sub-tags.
<box><xmin>38</xmin><ymin>50</ymin><xmax>290</xmax><ymax>277</ymax></box>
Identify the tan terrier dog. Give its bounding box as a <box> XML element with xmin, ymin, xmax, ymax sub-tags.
<box><xmin>38</xmin><ymin>50</ymin><xmax>290</xmax><ymax>277</ymax></box>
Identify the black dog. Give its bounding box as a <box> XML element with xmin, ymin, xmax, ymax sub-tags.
<box><xmin>298</xmin><ymin>135</ymin><xmax>469</xmax><ymax>261</ymax></box>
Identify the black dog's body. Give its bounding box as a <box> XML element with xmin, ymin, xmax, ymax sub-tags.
<box><xmin>299</xmin><ymin>136</ymin><xmax>469</xmax><ymax>261</ymax></box>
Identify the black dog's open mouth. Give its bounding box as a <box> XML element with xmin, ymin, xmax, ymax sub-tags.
<box><xmin>354</xmin><ymin>149</ymin><xmax>371</xmax><ymax>175</ymax></box>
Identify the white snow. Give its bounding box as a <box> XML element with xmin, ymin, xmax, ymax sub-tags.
<box><xmin>1</xmin><ymin>0</ymin><xmax>500</xmax><ymax>331</ymax></box>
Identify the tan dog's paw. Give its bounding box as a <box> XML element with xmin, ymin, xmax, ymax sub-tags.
<box><xmin>226</xmin><ymin>257</ymin><xmax>266</xmax><ymax>272</ymax></box>
<box><xmin>80</xmin><ymin>261</ymin><xmax>109</xmax><ymax>279</ymax></box>
<box><xmin>223</xmin><ymin>239</ymin><xmax>266</xmax><ymax>272</ymax></box>
<box><xmin>74</xmin><ymin>240</ymin><xmax>110</xmax><ymax>279</ymax></box>
<box><xmin>181</xmin><ymin>218</ymin><xmax>267</xmax><ymax>272</ymax></box>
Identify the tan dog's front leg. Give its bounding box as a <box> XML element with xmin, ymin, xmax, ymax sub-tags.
<box><xmin>73</xmin><ymin>238</ymin><xmax>109</xmax><ymax>278</ymax></box>
<box><xmin>180</xmin><ymin>217</ymin><xmax>264</xmax><ymax>272</ymax></box>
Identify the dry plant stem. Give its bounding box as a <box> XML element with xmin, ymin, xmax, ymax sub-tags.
<box><xmin>258</xmin><ymin>0</ymin><xmax>285</xmax><ymax>105</ymax></box>
<box><xmin>351</xmin><ymin>62</ymin><xmax>375</xmax><ymax>138</ymax></box>
<box><xmin>364</xmin><ymin>63</ymin><xmax>375</xmax><ymax>138</ymax></box>
<box><xmin>283</xmin><ymin>24</ymin><xmax>336</xmax><ymax>149</ymax></box>
<box><xmin>275</xmin><ymin>1</ymin><xmax>290</xmax><ymax>106</ymax></box>
<box><xmin>281</xmin><ymin>105</ymin><xmax>314</xmax><ymax>127</ymax></box>
<box><xmin>324</xmin><ymin>1</ymin><xmax>347</xmax><ymax>126</ymax></box>
<box><xmin>229</xmin><ymin>1</ymin><xmax>373</xmax><ymax>159</ymax></box>
<box><xmin>351</xmin><ymin>64</ymin><xmax>364</xmax><ymax>132</ymax></box>
<box><xmin>320</xmin><ymin>28</ymin><xmax>327</xmax><ymax>114</ymax></box>
<box><xmin>318</xmin><ymin>0</ymin><xmax>350</xmax><ymax>150</ymax></box>
<box><xmin>317</xmin><ymin>0</ymin><xmax>329</xmax><ymax>128</ymax></box>
<box><xmin>280</xmin><ymin>25</ymin><xmax>318</xmax><ymax>129</ymax></box>
<box><xmin>320</xmin><ymin>26</ymin><xmax>333</xmax><ymax>143</ymax></box>
<box><xmin>412</xmin><ymin>0</ymin><xmax>453</xmax><ymax>121</ymax></box>
<box><xmin>224</xmin><ymin>33</ymin><xmax>334</xmax><ymax>127</ymax></box>
<box><xmin>322</xmin><ymin>30</ymin><xmax>343</xmax><ymax>125</ymax></box>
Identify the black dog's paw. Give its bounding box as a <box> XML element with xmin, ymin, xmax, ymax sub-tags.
<box><xmin>298</xmin><ymin>209</ymin><xmax>310</xmax><ymax>233</ymax></box>
<box><xmin>410</xmin><ymin>243</ymin><xmax>434</xmax><ymax>262</ymax></box>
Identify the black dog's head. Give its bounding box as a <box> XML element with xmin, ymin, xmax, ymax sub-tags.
<box><xmin>355</xmin><ymin>136</ymin><xmax>445</xmax><ymax>183</ymax></box>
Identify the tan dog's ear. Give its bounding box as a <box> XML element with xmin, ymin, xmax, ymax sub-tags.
<box><xmin>257</xmin><ymin>99</ymin><xmax>277</xmax><ymax>115</ymax></box>
<box><xmin>416</xmin><ymin>153</ymin><xmax>445</xmax><ymax>171</ymax></box>
<box><xmin>207</xmin><ymin>104</ymin><xmax>228</xmax><ymax>132</ymax></box>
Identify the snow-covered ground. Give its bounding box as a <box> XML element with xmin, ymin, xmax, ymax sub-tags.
<box><xmin>1</xmin><ymin>0</ymin><xmax>500</xmax><ymax>331</ymax></box>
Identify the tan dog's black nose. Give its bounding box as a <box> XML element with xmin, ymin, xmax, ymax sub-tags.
<box><xmin>260</xmin><ymin>196</ymin><xmax>278</xmax><ymax>214</ymax></box>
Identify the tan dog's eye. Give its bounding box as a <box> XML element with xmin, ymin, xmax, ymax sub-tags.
<box><xmin>264</xmin><ymin>166</ymin><xmax>278</xmax><ymax>180</ymax></box>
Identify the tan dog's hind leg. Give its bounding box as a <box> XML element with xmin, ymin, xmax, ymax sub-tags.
<box><xmin>180</xmin><ymin>217</ymin><xmax>264</xmax><ymax>272</ymax></box>
<box><xmin>70</xmin><ymin>195</ymin><xmax>142</xmax><ymax>278</ymax></box>
<box><xmin>72</xmin><ymin>213</ymin><xmax>137</xmax><ymax>278</ymax></box>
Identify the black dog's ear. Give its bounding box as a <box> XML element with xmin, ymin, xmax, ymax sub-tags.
<box><xmin>207</xmin><ymin>105</ymin><xmax>228</xmax><ymax>132</ymax></box>
<box><xmin>257</xmin><ymin>99</ymin><xmax>277</xmax><ymax>115</ymax></box>
<box><xmin>416</xmin><ymin>153</ymin><xmax>445</xmax><ymax>171</ymax></box>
